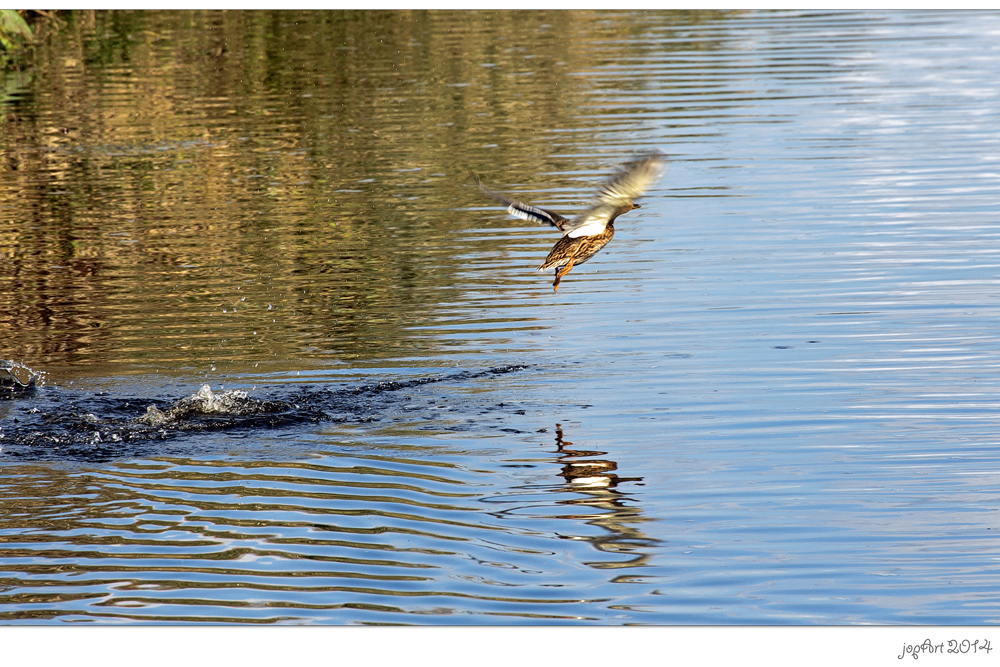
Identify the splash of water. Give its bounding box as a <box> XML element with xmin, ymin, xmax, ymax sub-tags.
<box><xmin>0</xmin><ymin>360</ymin><xmax>43</xmax><ymax>397</ymax></box>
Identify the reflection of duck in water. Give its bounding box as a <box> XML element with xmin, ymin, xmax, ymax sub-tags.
<box><xmin>546</xmin><ymin>424</ymin><xmax>659</xmax><ymax>565</ymax></box>
<box><xmin>552</xmin><ymin>423</ymin><xmax>642</xmax><ymax>490</ymax></box>
<box><xmin>471</xmin><ymin>152</ymin><xmax>665</xmax><ymax>291</ymax></box>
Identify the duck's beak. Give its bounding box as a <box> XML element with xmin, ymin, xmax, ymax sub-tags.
<box><xmin>633</xmin><ymin>203</ymin><xmax>641</xmax><ymax>209</ymax></box>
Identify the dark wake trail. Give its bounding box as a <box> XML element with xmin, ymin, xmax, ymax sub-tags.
<box><xmin>0</xmin><ymin>365</ymin><xmax>531</xmax><ymax>462</ymax></box>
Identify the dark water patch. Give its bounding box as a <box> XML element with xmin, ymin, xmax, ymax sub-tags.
<box><xmin>0</xmin><ymin>365</ymin><xmax>530</xmax><ymax>462</ymax></box>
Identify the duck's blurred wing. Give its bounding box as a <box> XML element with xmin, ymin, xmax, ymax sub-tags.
<box><xmin>562</xmin><ymin>151</ymin><xmax>665</xmax><ymax>238</ymax></box>
<box><xmin>506</xmin><ymin>200</ymin><xmax>568</xmax><ymax>229</ymax></box>
<box><xmin>469</xmin><ymin>170</ymin><xmax>570</xmax><ymax>230</ymax></box>
<box><xmin>593</xmin><ymin>151</ymin><xmax>665</xmax><ymax>206</ymax></box>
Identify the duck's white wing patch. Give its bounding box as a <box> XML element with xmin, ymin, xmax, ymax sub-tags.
<box><xmin>566</xmin><ymin>222</ymin><xmax>607</xmax><ymax>238</ymax></box>
<box><xmin>565</xmin><ymin>219</ymin><xmax>609</xmax><ymax>238</ymax></box>
<box><xmin>563</xmin><ymin>205</ymin><xmax>614</xmax><ymax>238</ymax></box>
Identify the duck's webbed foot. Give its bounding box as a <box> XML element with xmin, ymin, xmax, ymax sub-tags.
<box><xmin>552</xmin><ymin>258</ymin><xmax>575</xmax><ymax>292</ymax></box>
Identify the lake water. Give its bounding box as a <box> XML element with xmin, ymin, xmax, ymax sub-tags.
<box><xmin>3</xmin><ymin>9</ymin><xmax>1000</xmax><ymax>625</ymax></box>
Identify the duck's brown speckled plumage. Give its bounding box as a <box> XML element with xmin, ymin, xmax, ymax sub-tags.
<box><xmin>471</xmin><ymin>152</ymin><xmax>664</xmax><ymax>291</ymax></box>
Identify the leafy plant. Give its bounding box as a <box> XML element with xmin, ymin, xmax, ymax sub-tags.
<box><xmin>0</xmin><ymin>10</ymin><xmax>32</xmax><ymax>52</ymax></box>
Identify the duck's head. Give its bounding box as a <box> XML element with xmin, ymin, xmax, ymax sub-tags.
<box><xmin>609</xmin><ymin>201</ymin><xmax>640</xmax><ymax>222</ymax></box>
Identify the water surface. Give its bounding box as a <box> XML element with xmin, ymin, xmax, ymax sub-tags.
<box><xmin>3</xmin><ymin>9</ymin><xmax>1000</xmax><ymax>624</ymax></box>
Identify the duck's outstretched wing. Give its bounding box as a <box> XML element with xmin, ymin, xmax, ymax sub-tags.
<box><xmin>561</xmin><ymin>151</ymin><xmax>666</xmax><ymax>238</ymax></box>
<box><xmin>469</xmin><ymin>169</ymin><xmax>571</xmax><ymax>231</ymax></box>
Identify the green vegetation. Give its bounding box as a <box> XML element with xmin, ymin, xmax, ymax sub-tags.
<box><xmin>1</xmin><ymin>11</ymin><xmax>64</xmax><ymax>68</ymax></box>
<box><xmin>0</xmin><ymin>10</ymin><xmax>32</xmax><ymax>64</ymax></box>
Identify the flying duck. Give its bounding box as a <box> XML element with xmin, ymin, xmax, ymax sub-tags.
<box><xmin>471</xmin><ymin>151</ymin><xmax>664</xmax><ymax>291</ymax></box>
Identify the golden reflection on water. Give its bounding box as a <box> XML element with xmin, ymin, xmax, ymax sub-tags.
<box><xmin>0</xmin><ymin>9</ymin><xmax>729</xmax><ymax>378</ymax></box>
